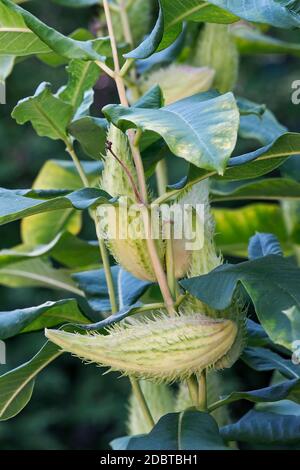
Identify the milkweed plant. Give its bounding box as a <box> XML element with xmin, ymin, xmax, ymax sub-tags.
<box><xmin>1</xmin><ymin>0</ymin><xmax>300</xmax><ymax>451</ymax></box>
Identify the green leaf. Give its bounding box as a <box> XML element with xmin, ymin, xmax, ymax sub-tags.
<box><xmin>213</xmin><ymin>204</ymin><xmax>289</xmax><ymax>257</ymax></box>
<box><xmin>0</xmin><ymin>298</ymin><xmax>89</xmax><ymax>340</ymax></box>
<box><xmin>181</xmin><ymin>255</ymin><xmax>300</xmax><ymax>350</ymax></box>
<box><xmin>168</xmin><ymin>133</ymin><xmax>300</xmax><ymax>201</ymax></box>
<box><xmin>242</xmin><ymin>347</ymin><xmax>300</xmax><ymax>380</ymax></box>
<box><xmin>68</xmin><ymin>117</ymin><xmax>107</xmax><ymax>159</ymax></box>
<box><xmin>12</xmin><ymin>82</ymin><xmax>74</xmax><ymax>141</ymax></box>
<box><xmin>0</xmin><ymin>232</ymin><xmax>100</xmax><ymax>270</ymax></box>
<box><xmin>1</xmin><ymin>0</ymin><xmax>109</xmax><ymax>61</ymax></box>
<box><xmin>59</xmin><ymin>59</ymin><xmax>100</xmax><ymax>111</ymax></box>
<box><xmin>248</xmin><ymin>233</ymin><xmax>283</xmax><ymax>260</ymax></box>
<box><xmin>51</xmin><ymin>0</ymin><xmax>99</xmax><ymax>6</ymax></box>
<box><xmin>210</xmin><ymin>379</ymin><xmax>300</xmax><ymax>411</ymax></box>
<box><xmin>127</xmin><ymin>0</ymin><xmax>300</xmax><ymax>60</ymax></box>
<box><xmin>0</xmin><ymin>259</ymin><xmax>83</xmax><ymax>295</ymax></box>
<box><xmin>72</xmin><ymin>266</ymin><xmax>151</xmax><ymax>313</ymax></box>
<box><xmin>103</xmin><ymin>92</ymin><xmax>239</xmax><ymax>174</ymax></box>
<box><xmin>232</xmin><ymin>23</ymin><xmax>300</xmax><ymax>57</ymax></box>
<box><xmin>221</xmin><ymin>409</ymin><xmax>300</xmax><ymax>445</ymax></box>
<box><xmin>208</xmin><ymin>0</ymin><xmax>300</xmax><ymax>28</ymax></box>
<box><xmin>239</xmin><ymin>98</ymin><xmax>287</xmax><ymax>145</ymax></box>
<box><xmin>0</xmin><ymin>187</ymin><xmax>110</xmax><ymax>226</ymax></box>
<box><xmin>126</xmin><ymin>0</ymin><xmax>238</xmax><ymax>60</ymax></box>
<box><xmin>0</xmin><ymin>2</ymin><xmax>50</xmax><ymax>56</ymax></box>
<box><xmin>211</xmin><ymin>178</ymin><xmax>300</xmax><ymax>202</ymax></box>
<box><xmin>120</xmin><ymin>411</ymin><xmax>229</xmax><ymax>450</ymax></box>
<box><xmin>0</xmin><ymin>341</ymin><xmax>62</xmax><ymax>421</ymax></box>
<box><xmin>21</xmin><ymin>159</ymin><xmax>101</xmax><ymax>245</ymax></box>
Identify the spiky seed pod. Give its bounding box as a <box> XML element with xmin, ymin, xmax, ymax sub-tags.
<box><xmin>100</xmin><ymin>124</ymin><xmax>137</xmax><ymax>199</ymax></box>
<box><xmin>98</xmin><ymin>125</ymin><xmax>164</xmax><ymax>281</ymax></box>
<box><xmin>139</xmin><ymin>65</ymin><xmax>215</xmax><ymax>105</ymax></box>
<box><xmin>173</xmin><ymin>179</ymin><xmax>247</xmax><ymax>367</ymax></box>
<box><xmin>128</xmin><ymin>381</ymin><xmax>175</xmax><ymax>435</ymax></box>
<box><xmin>193</xmin><ymin>24</ymin><xmax>239</xmax><ymax>93</ymax></box>
<box><xmin>45</xmin><ymin>313</ymin><xmax>237</xmax><ymax>383</ymax></box>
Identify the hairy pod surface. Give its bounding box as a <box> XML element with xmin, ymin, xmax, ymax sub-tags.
<box><xmin>45</xmin><ymin>314</ymin><xmax>237</xmax><ymax>383</ymax></box>
<box><xmin>98</xmin><ymin>125</ymin><xmax>164</xmax><ymax>281</ymax></box>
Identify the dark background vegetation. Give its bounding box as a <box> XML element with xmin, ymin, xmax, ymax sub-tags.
<box><xmin>0</xmin><ymin>0</ymin><xmax>299</xmax><ymax>449</ymax></box>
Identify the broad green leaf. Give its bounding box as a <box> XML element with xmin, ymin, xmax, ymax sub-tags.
<box><xmin>59</xmin><ymin>59</ymin><xmax>100</xmax><ymax>111</ymax></box>
<box><xmin>103</xmin><ymin>92</ymin><xmax>239</xmax><ymax>174</ymax></box>
<box><xmin>181</xmin><ymin>255</ymin><xmax>300</xmax><ymax>350</ymax></box>
<box><xmin>246</xmin><ymin>319</ymin><xmax>274</xmax><ymax>348</ymax></box>
<box><xmin>126</xmin><ymin>0</ymin><xmax>238</xmax><ymax>59</ymax></box>
<box><xmin>0</xmin><ymin>232</ymin><xmax>100</xmax><ymax>270</ymax></box>
<box><xmin>221</xmin><ymin>409</ymin><xmax>300</xmax><ymax>445</ymax></box>
<box><xmin>211</xmin><ymin>178</ymin><xmax>300</xmax><ymax>202</ymax></box>
<box><xmin>213</xmin><ymin>204</ymin><xmax>289</xmax><ymax>257</ymax></box>
<box><xmin>210</xmin><ymin>379</ymin><xmax>300</xmax><ymax>411</ymax></box>
<box><xmin>127</xmin><ymin>0</ymin><xmax>300</xmax><ymax>59</ymax></box>
<box><xmin>68</xmin><ymin>117</ymin><xmax>107</xmax><ymax>159</ymax></box>
<box><xmin>0</xmin><ymin>258</ymin><xmax>83</xmax><ymax>295</ymax></box>
<box><xmin>0</xmin><ymin>341</ymin><xmax>62</xmax><ymax>421</ymax></box>
<box><xmin>242</xmin><ymin>347</ymin><xmax>300</xmax><ymax>380</ymax></box>
<box><xmin>208</xmin><ymin>0</ymin><xmax>300</xmax><ymax>28</ymax></box>
<box><xmin>0</xmin><ymin>187</ymin><xmax>110</xmax><ymax>226</ymax></box>
<box><xmin>50</xmin><ymin>232</ymin><xmax>100</xmax><ymax>269</ymax></box>
<box><xmin>21</xmin><ymin>159</ymin><xmax>101</xmax><ymax>245</ymax></box>
<box><xmin>248</xmin><ymin>233</ymin><xmax>283</xmax><ymax>260</ymax></box>
<box><xmin>232</xmin><ymin>23</ymin><xmax>300</xmax><ymax>57</ymax></box>
<box><xmin>167</xmin><ymin>133</ymin><xmax>300</xmax><ymax>200</ymax></box>
<box><xmin>120</xmin><ymin>411</ymin><xmax>229</xmax><ymax>450</ymax></box>
<box><xmin>0</xmin><ymin>298</ymin><xmax>89</xmax><ymax>340</ymax></box>
<box><xmin>12</xmin><ymin>82</ymin><xmax>74</xmax><ymax>141</ymax></box>
<box><xmin>0</xmin><ymin>2</ymin><xmax>50</xmax><ymax>56</ymax></box>
<box><xmin>1</xmin><ymin>0</ymin><xmax>109</xmax><ymax>61</ymax></box>
<box><xmin>0</xmin><ymin>232</ymin><xmax>62</xmax><ymax>267</ymax></box>
<box><xmin>72</xmin><ymin>266</ymin><xmax>151</xmax><ymax>313</ymax></box>
<box><xmin>37</xmin><ymin>28</ymin><xmax>95</xmax><ymax>68</ymax></box>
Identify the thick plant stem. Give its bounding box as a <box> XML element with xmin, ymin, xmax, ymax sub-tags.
<box><xmin>198</xmin><ymin>370</ymin><xmax>207</xmax><ymax>411</ymax></box>
<box><xmin>187</xmin><ymin>375</ymin><xmax>199</xmax><ymax>408</ymax></box>
<box><xmin>156</xmin><ymin>159</ymin><xmax>168</xmax><ymax>197</ymax></box>
<box><xmin>130</xmin><ymin>377</ymin><xmax>155</xmax><ymax>429</ymax></box>
<box><xmin>141</xmin><ymin>206</ymin><xmax>175</xmax><ymax>316</ymax></box>
<box><xmin>66</xmin><ymin>141</ymin><xmax>118</xmax><ymax>314</ymax></box>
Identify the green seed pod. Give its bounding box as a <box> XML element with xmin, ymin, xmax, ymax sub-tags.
<box><xmin>139</xmin><ymin>64</ymin><xmax>215</xmax><ymax>105</ymax></box>
<box><xmin>128</xmin><ymin>380</ymin><xmax>175</xmax><ymax>435</ymax></box>
<box><xmin>45</xmin><ymin>313</ymin><xmax>237</xmax><ymax>383</ymax></box>
<box><xmin>98</xmin><ymin>125</ymin><xmax>164</xmax><ymax>281</ymax></box>
<box><xmin>174</xmin><ymin>179</ymin><xmax>247</xmax><ymax>367</ymax></box>
<box><xmin>193</xmin><ymin>24</ymin><xmax>239</xmax><ymax>93</ymax></box>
